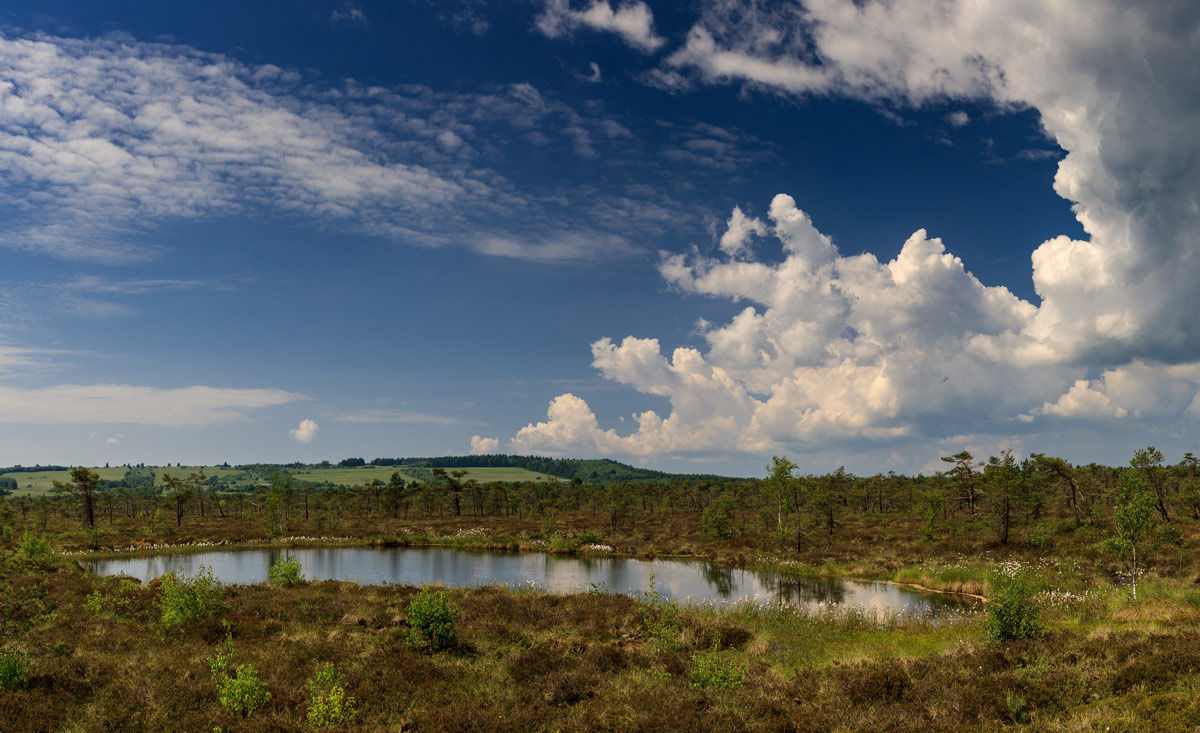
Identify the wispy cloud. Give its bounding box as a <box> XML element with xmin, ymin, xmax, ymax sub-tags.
<box><xmin>0</xmin><ymin>274</ymin><xmax>235</xmax><ymax>327</ymax></box>
<box><xmin>64</xmin><ymin>275</ymin><xmax>225</xmax><ymax>295</ymax></box>
<box><xmin>0</xmin><ymin>32</ymin><xmax>466</xmax><ymax>261</ymax></box>
<box><xmin>472</xmin><ymin>232</ymin><xmax>634</xmax><ymax>263</ymax></box>
<box><xmin>0</xmin><ymin>29</ymin><xmax>775</xmax><ymax>266</ymax></box>
<box><xmin>0</xmin><ymin>31</ymin><xmax>690</xmax><ymax>265</ymax></box>
<box><xmin>332</xmin><ymin>409</ymin><xmax>472</xmax><ymax>426</ymax></box>
<box><xmin>0</xmin><ymin>383</ymin><xmax>303</xmax><ymax>425</ymax></box>
<box><xmin>329</xmin><ymin>3</ymin><xmax>369</xmax><ymax>26</ymax></box>
<box><xmin>0</xmin><ymin>343</ymin><xmax>75</xmax><ymax>377</ymax></box>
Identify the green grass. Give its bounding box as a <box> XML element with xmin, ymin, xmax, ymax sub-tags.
<box><xmin>3</xmin><ymin>467</ymin><xmax>128</xmax><ymax>495</ymax></box>
<box><xmin>3</xmin><ymin>466</ymin><xmax>244</xmax><ymax>496</ymax></box>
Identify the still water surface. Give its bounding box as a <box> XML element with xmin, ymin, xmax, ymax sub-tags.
<box><xmin>87</xmin><ymin>546</ymin><xmax>974</xmax><ymax>614</ymax></box>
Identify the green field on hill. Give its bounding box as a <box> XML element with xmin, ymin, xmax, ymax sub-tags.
<box><xmin>286</xmin><ymin>465</ymin><xmax>556</xmax><ymax>486</ymax></box>
<box><xmin>1</xmin><ymin>464</ymin><xmax>556</xmax><ymax>496</ymax></box>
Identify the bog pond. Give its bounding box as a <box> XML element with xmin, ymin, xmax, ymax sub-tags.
<box><xmin>87</xmin><ymin>546</ymin><xmax>976</xmax><ymax>615</ymax></box>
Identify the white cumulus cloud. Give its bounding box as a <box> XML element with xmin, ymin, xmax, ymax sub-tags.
<box><xmin>663</xmin><ymin>0</ymin><xmax>1200</xmax><ymax>367</ymax></box>
<box><xmin>537</xmin><ymin>1</ymin><xmax>666</xmax><ymax>53</ymax></box>
<box><xmin>506</xmin><ymin>1</ymin><xmax>1200</xmax><ymax>462</ymax></box>
<box><xmin>469</xmin><ymin>435</ymin><xmax>499</xmax><ymax>454</ymax></box>
<box><xmin>718</xmin><ymin>205</ymin><xmax>767</xmax><ymax>258</ymax></box>
<box><xmin>289</xmin><ymin>418</ymin><xmax>319</xmax><ymax>443</ymax></box>
<box><xmin>510</xmin><ymin>194</ymin><xmax>1200</xmax><ymax>459</ymax></box>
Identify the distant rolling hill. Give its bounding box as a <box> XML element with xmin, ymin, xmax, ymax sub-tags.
<box><xmin>371</xmin><ymin>455</ymin><xmax>740</xmax><ymax>483</ymax></box>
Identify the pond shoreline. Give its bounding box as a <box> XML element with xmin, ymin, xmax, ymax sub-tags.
<box><xmin>76</xmin><ymin>535</ymin><xmax>986</xmax><ymax>609</ymax></box>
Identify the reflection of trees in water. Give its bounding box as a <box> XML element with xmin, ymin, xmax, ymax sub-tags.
<box><xmin>95</xmin><ymin>548</ymin><xmax>981</xmax><ymax>613</ymax></box>
<box><xmin>564</xmin><ymin>555</ymin><xmax>601</xmax><ymax>573</ymax></box>
<box><xmin>699</xmin><ymin>563</ymin><xmax>737</xmax><ymax>598</ymax></box>
<box><xmin>750</xmin><ymin>570</ymin><xmax>847</xmax><ymax>605</ymax></box>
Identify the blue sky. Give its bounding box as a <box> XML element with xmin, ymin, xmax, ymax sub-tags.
<box><xmin>0</xmin><ymin>1</ymin><xmax>1197</xmax><ymax>476</ymax></box>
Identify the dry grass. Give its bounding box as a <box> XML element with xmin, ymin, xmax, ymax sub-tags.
<box><xmin>5</xmin><ymin>496</ymin><xmax>1200</xmax><ymax>730</ymax></box>
<box><xmin>1</xmin><ymin>545</ymin><xmax>1199</xmax><ymax>731</ymax></box>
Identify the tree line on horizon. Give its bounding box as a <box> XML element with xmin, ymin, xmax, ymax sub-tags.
<box><xmin>0</xmin><ymin>446</ymin><xmax>1191</xmax><ymax>566</ymax></box>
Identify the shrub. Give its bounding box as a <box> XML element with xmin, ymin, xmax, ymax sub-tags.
<box><xmin>208</xmin><ymin>635</ymin><xmax>270</xmax><ymax>718</ymax></box>
<box><xmin>16</xmin><ymin>533</ymin><xmax>53</xmax><ymax>561</ymax></box>
<box><xmin>84</xmin><ymin>590</ymin><xmax>105</xmax><ymax>615</ymax></box>
<box><xmin>268</xmin><ymin>555</ymin><xmax>305</xmax><ymax>587</ymax></box>
<box><xmin>1006</xmin><ymin>693</ymin><xmax>1029</xmax><ymax>724</ymax></box>
<box><xmin>690</xmin><ymin>636</ymin><xmax>746</xmax><ymax>690</ymax></box>
<box><xmin>701</xmin><ymin>492</ymin><xmax>736</xmax><ymax>540</ymax></box>
<box><xmin>218</xmin><ymin>665</ymin><xmax>270</xmax><ymax>718</ymax></box>
<box><xmin>306</xmin><ymin>662</ymin><xmax>358</xmax><ymax>728</ymax></box>
<box><xmin>0</xmin><ymin>649</ymin><xmax>31</xmax><ymax>691</ymax></box>
<box><xmin>636</xmin><ymin>574</ymin><xmax>681</xmax><ymax>650</ymax></box>
<box><xmin>84</xmin><ymin>578</ymin><xmax>142</xmax><ymax>619</ymax></box>
<box><xmin>207</xmin><ymin>634</ymin><xmax>237</xmax><ymax>682</ymax></box>
<box><xmin>983</xmin><ymin>562</ymin><xmax>1042</xmax><ymax>642</ymax></box>
<box><xmin>405</xmin><ymin>586</ymin><xmax>459</xmax><ymax>651</ymax></box>
<box><xmin>1105</xmin><ymin>473</ymin><xmax>1158</xmax><ymax>600</ymax></box>
<box><xmin>159</xmin><ymin>565</ymin><xmax>223</xmax><ymax>626</ymax></box>
<box><xmin>577</xmin><ymin>528</ymin><xmax>604</xmax><ymax>544</ymax></box>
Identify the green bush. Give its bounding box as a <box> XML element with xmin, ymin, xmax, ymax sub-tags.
<box><xmin>16</xmin><ymin>533</ymin><xmax>53</xmax><ymax>561</ymax></box>
<box><xmin>636</xmin><ymin>574</ymin><xmax>681</xmax><ymax>649</ymax></box>
<box><xmin>983</xmin><ymin>562</ymin><xmax>1042</xmax><ymax>642</ymax></box>
<box><xmin>1006</xmin><ymin>693</ymin><xmax>1029</xmax><ymax>724</ymax></box>
<box><xmin>0</xmin><ymin>649</ymin><xmax>31</xmax><ymax>691</ymax></box>
<box><xmin>83</xmin><ymin>578</ymin><xmax>141</xmax><ymax>619</ymax></box>
<box><xmin>577</xmin><ymin>529</ymin><xmax>604</xmax><ymax>544</ymax></box>
<box><xmin>207</xmin><ymin>634</ymin><xmax>237</xmax><ymax>682</ymax></box>
<box><xmin>701</xmin><ymin>492</ymin><xmax>736</xmax><ymax>540</ymax></box>
<box><xmin>306</xmin><ymin>662</ymin><xmax>358</xmax><ymax>728</ymax></box>
<box><xmin>268</xmin><ymin>555</ymin><xmax>305</xmax><ymax>587</ymax></box>
<box><xmin>405</xmin><ymin>586</ymin><xmax>459</xmax><ymax>651</ymax></box>
<box><xmin>217</xmin><ymin>664</ymin><xmax>270</xmax><ymax>718</ymax></box>
<box><xmin>208</xmin><ymin>635</ymin><xmax>270</xmax><ymax>718</ymax></box>
<box><xmin>159</xmin><ymin>565</ymin><xmax>223</xmax><ymax>626</ymax></box>
<box><xmin>690</xmin><ymin>637</ymin><xmax>746</xmax><ymax>689</ymax></box>
<box><xmin>84</xmin><ymin>590</ymin><xmax>105</xmax><ymax>615</ymax></box>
